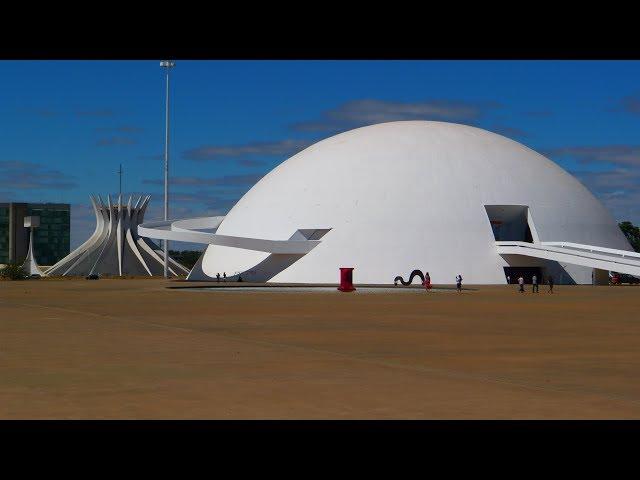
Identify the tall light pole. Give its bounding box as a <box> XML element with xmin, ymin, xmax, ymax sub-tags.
<box><xmin>160</xmin><ymin>60</ymin><xmax>175</xmax><ymax>278</ymax></box>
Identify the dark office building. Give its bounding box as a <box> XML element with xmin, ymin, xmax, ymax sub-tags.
<box><xmin>0</xmin><ymin>202</ymin><xmax>70</xmax><ymax>266</ymax></box>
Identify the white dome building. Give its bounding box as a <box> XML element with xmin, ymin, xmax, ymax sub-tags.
<box><xmin>141</xmin><ymin>121</ymin><xmax>639</xmax><ymax>284</ymax></box>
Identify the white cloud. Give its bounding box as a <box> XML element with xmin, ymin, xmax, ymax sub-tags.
<box><xmin>291</xmin><ymin>98</ymin><xmax>500</xmax><ymax>132</ymax></box>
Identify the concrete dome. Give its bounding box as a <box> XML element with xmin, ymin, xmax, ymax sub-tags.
<box><xmin>196</xmin><ymin>121</ymin><xmax>631</xmax><ymax>284</ymax></box>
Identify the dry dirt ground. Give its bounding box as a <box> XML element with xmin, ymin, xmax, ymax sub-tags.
<box><xmin>0</xmin><ymin>278</ymin><xmax>639</xmax><ymax>419</ymax></box>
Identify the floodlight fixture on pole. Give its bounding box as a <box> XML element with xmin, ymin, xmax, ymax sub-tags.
<box><xmin>160</xmin><ymin>59</ymin><xmax>175</xmax><ymax>278</ymax></box>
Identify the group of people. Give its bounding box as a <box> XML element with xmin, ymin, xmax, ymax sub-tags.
<box><xmin>506</xmin><ymin>274</ymin><xmax>554</xmax><ymax>293</ymax></box>
<box><xmin>421</xmin><ymin>272</ymin><xmax>464</xmax><ymax>293</ymax></box>
<box><xmin>422</xmin><ymin>272</ymin><xmax>554</xmax><ymax>293</ymax></box>
<box><xmin>215</xmin><ymin>272</ymin><xmax>243</xmax><ymax>282</ymax></box>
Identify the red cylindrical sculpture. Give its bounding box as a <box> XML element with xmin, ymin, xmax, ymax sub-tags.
<box><xmin>338</xmin><ymin>267</ymin><xmax>356</xmax><ymax>292</ymax></box>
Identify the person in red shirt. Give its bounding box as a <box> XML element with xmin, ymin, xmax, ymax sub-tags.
<box><xmin>423</xmin><ymin>271</ymin><xmax>432</xmax><ymax>291</ymax></box>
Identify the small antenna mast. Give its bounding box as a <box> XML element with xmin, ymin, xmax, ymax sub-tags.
<box><xmin>118</xmin><ymin>163</ymin><xmax>123</xmax><ymax>200</ymax></box>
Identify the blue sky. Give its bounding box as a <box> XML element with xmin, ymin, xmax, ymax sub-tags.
<box><xmin>1</xmin><ymin>60</ymin><xmax>639</xmax><ymax>249</ymax></box>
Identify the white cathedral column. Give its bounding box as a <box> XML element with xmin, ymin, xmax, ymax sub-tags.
<box><xmin>43</xmin><ymin>194</ymin><xmax>189</xmax><ymax>277</ymax></box>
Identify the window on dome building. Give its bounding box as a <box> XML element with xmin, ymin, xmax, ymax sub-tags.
<box><xmin>484</xmin><ymin>205</ymin><xmax>537</xmax><ymax>243</ymax></box>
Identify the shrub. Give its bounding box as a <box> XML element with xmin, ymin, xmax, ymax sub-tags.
<box><xmin>0</xmin><ymin>263</ymin><xmax>30</xmax><ymax>280</ymax></box>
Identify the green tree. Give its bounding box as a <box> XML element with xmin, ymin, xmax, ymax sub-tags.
<box><xmin>619</xmin><ymin>221</ymin><xmax>640</xmax><ymax>252</ymax></box>
<box><xmin>169</xmin><ymin>250</ymin><xmax>202</xmax><ymax>270</ymax></box>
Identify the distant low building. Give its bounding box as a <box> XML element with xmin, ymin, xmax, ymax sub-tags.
<box><xmin>0</xmin><ymin>202</ymin><xmax>70</xmax><ymax>266</ymax></box>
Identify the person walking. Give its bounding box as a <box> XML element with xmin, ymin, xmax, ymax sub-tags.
<box><xmin>456</xmin><ymin>274</ymin><xmax>463</xmax><ymax>293</ymax></box>
<box><xmin>532</xmin><ymin>274</ymin><xmax>539</xmax><ymax>293</ymax></box>
<box><xmin>223</xmin><ymin>272</ymin><xmax>227</xmax><ymax>282</ymax></box>
<box><xmin>216</xmin><ymin>272</ymin><xmax>221</xmax><ymax>282</ymax></box>
<box><xmin>423</xmin><ymin>271</ymin><xmax>432</xmax><ymax>291</ymax></box>
<box><xmin>506</xmin><ymin>275</ymin><xmax>511</xmax><ymax>285</ymax></box>
<box><xmin>548</xmin><ymin>275</ymin><xmax>554</xmax><ymax>293</ymax></box>
<box><xmin>518</xmin><ymin>275</ymin><xmax>525</xmax><ymax>293</ymax></box>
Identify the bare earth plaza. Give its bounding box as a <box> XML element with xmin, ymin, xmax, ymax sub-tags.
<box><xmin>1</xmin><ymin>278</ymin><xmax>639</xmax><ymax>419</ymax></box>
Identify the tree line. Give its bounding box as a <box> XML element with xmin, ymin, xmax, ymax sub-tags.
<box><xmin>619</xmin><ymin>221</ymin><xmax>640</xmax><ymax>252</ymax></box>
<box><xmin>169</xmin><ymin>250</ymin><xmax>203</xmax><ymax>269</ymax></box>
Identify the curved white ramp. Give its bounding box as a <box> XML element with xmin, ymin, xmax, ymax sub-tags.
<box><xmin>138</xmin><ymin>217</ymin><xmax>326</xmax><ymax>254</ymax></box>
<box><xmin>496</xmin><ymin>241</ymin><xmax>640</xmax><ymax>276</ymax></box>
<box><xmin>139</xmin><ymin>217</ymin><xmax>330</xmax><ymax>281</ymax></box>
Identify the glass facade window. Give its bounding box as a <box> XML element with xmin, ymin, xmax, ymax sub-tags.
<box><xmin>0</xmin><ymin>206</ymin><xmax>9</xmax><ymax>264</ymax></box>
<box><xmin>0</xmin><ymin>203</ymin><xmax>70</xmax><ymax>266</ymax></box>
<box><xmin>28</xmin><ymin>204</ymin><xmax>71</xmax><ymax>265</ymax></box>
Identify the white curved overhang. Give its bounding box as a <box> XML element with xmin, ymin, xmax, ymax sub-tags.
<box><xmin>496</xmin><ymin>241</ymin><xmax>640</xmax><ymax>276</ymax></box>
<box><xmin>138</xmin><ymin>216</ymin><xmax>329</xmax><ymax>255</ymax></box>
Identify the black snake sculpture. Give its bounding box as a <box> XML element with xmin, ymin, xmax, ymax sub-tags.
<box><xmin>394</xmin><ymin>270</ymin><xmax>425</xmax><ymax>286</ymax></box>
